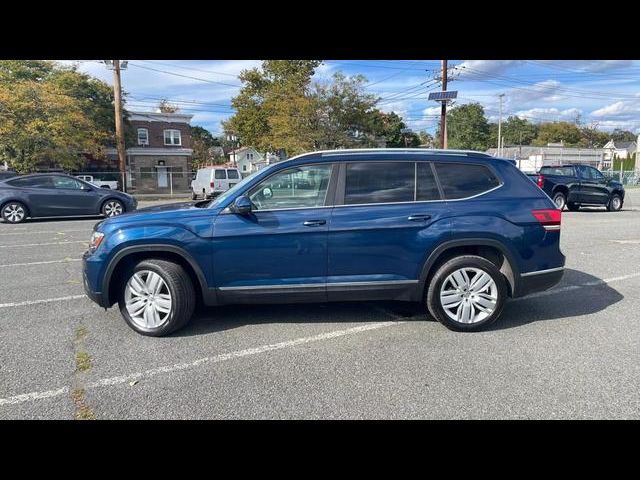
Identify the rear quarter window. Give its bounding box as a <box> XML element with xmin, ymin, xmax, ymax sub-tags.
<box><xmin>434</xmin><ymin>163</ymin><xmax>501</xmax><ymax>200</ymax></box>
<box><xmin>227</xmin><ymin>169</ymin><xmax>240</xmax><ymax>179</ymax></box>
<box><xmin>214</xmin><ymin>169</ymin><xmax>227</xmax><ymax>180</ymax></box>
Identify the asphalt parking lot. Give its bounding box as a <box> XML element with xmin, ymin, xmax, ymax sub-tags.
<box><xmin>1</xmin><ymin>192</ymin><xmax>640</xmax><ymax>419</ymax></box>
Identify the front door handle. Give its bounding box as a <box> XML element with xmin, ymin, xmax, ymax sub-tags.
<box><xmin>407</xmin><ymin>214</ymin><xmax>431</xmax><ymax>222</ymax></box>
<box><xmin>303</xmin><ymin>219</ymin><xmax>326</xmax><ymax>227</ymax></box>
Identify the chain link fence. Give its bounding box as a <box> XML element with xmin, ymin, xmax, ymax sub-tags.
<box><xmin>73</xmin><ymin>168</ymin><xmax>195</xmax><ymax>196</ymax></box>
<box><xmin>602</xmin><ymin>170</ymin><xmax>640</xmax><ymax>186</ymax></box>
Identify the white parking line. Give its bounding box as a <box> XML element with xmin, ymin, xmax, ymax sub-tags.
<box><xmin>0</xmin><ymin>258</ymin><xmax>81</xmax><ymax>268</ymax></box>
<box><xmin>0</xmin><ymin>241</ymin><xmax>86</xmax><ymax>249</ymax></box>
<box><xmin>0</xmin><ymin>295</ymin><xmax>86</xmax><ymax>309</ymax></box>
<box><xmin>0</xmin><ymin>321</ymin><xmax>402</xmax><ymax>406</ymax></box>
<box><xmin>0</xmin><ymin>229</ymin><xmax>88</xmax><ymax>237</ymax></box>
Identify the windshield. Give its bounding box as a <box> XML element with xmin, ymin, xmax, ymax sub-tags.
<box><xmin>210</xmin><ymin>167</ymin><xmax>270</xmax><ymax>207</ymax></box>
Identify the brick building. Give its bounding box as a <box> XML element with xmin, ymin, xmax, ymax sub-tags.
<box><xmin>107</xmin><ymin>111</ymin><xmax>194</xmax><ymax>193</ymax></box>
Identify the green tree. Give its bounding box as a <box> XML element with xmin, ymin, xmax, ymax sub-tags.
<box><xmin>0</xmin><ymin>60</ymin><xmax>120</xmax><ymax>173</ymax></box>
<box><xmin>533</xmin><ymin>122</ymin><xmax>582</xmax><ymax>146</ymax></box>
<box><xmin>368</xmin><ymin>111</ymin><xmax>420</xmax><ymax>147</ymax></box>
<box><xmin>579</xmin><ymin>125</ymin><xmax>610</xmax><ymax>148</ymax></box>
<box><xmin>500</xmin><ymin>116</ymin><xmax>538</xmax><ymax>145</ymax></box>
<box><xmin>191</xmin><ymin>126</ymin><xmax>222</xmax><ymax>168</ymax></box>
<box><xmin>223</xmin><ymin>60</ymin><xmax>321</xmax><ymax>157</ymax></box>
<box><xmin>418</xmin><ymin>130</ymin><xmax>434</xmax><ymax>147</ymax></box>
<box><xmin>312</xmin><ymin>72</ymin><xmax>380</xmax><ymax>149</ymax></box>
<box><xmin>443</xmin><ymin>103</ymin><xmax>491</xmax><ymax>151</ymax></box>
<box><xmin>610</xmin><ymin>128</ymin><xmax>636</xmax><ymax>143</ymax></box>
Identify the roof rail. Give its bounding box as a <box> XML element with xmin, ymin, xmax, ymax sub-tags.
<box><xmin>309</xmin><ymin>148</ymin><xmax>493</xmax><ymax>157</ymax></box>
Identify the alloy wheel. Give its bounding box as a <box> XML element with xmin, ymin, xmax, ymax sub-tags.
<box><xmin>124</xmin><ymin>270</ymin><xmax>173</xmax><ymax>329</ymax></box>
<box><xmin>439</xmin><ymin>267</ymin><xmax>498</xmax><ymax>324</ymax></box>
<box><xmin>2</xmin><ymin>203</ymin><xmax>25</xmax><ymax>223</ymax></box>
<box><xmin>104</xmin><ymin>201</ymin><xmax>123</xmax><ymax>216</ymax></box>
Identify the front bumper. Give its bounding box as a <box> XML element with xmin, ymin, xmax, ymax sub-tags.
<box><xmin>513</xmin><ymin>267</ymin><xmax>564</xmax><ymax>298</ymax></box>
<box><xmin>83</xmin><ymin>251</ymin><xmax>108</xmax><ymax>308</ymax></box>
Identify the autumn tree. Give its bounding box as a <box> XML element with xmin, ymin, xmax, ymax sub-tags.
<box><xmin>0</xmin><ymin>60</ymin><xmax>118</xmax><ymax>173</ymax></box>
<box><xmin>443</xmin><ymin>103</ymin><xmax>492</xmax><ymax>151</ymax></box>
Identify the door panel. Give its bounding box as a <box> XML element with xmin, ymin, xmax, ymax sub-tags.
<box><xmin>50</xmin><ymin>176</ymin><xmax>96</xmax><ymax>215</ymax></box>
<box><xmin>212</xmin><ymin>208</ymin><xmax>330</xmax><ymax>301</ymax></box>
<box><xmin>578</xmin><ymin>166</ymin><xmax>609</xmax><ymax>204</ymax></box>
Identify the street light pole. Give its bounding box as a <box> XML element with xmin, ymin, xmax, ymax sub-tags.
<box><xmin>497</xmin><ymin>93</ymin><xmax>505</xmax><ymax>157</ymax></box>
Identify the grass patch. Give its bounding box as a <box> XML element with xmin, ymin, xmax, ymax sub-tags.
<box><xmin>75</xmin><ymin>351</ymin><xmax>92</xmax><ymax>372</ymax></box>
<box><xmin>70</xmin><ymin>388</ymin><xmax>96</xmax><ymax>420</ymax></box>
<box><xmin>75</xmin><ymin>326</ymin><xmax>88</xmax><ymax>341</ymax></box>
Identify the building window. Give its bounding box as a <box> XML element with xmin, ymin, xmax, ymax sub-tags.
<box><xmin>137</xmin><ymin>128</ymin><xmax>149</xmax><ymax>146</ymax></box>
<box><xmin>163</xmin><ymin>129</ymin><xmax>182</xmax><ymax>146</ymax></box>
<box><xmin>242</xmin><ymin>164</ymin><xmax>247</xmax><ymax>171</ymax></box>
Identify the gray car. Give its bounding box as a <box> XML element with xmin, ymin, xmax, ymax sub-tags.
<box><xmin>0</xmin><ymin>173</ymin><xmax>137</xmax><ymax>224</ymax></box>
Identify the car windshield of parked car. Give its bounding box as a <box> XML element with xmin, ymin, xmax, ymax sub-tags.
<box><xmin>248</xmin><ymin>164</ymin><xmax>332</xmax><ymax>210</ymax></box>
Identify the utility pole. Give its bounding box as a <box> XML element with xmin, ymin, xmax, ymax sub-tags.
<box><xmin>497</xmin><ymin>93</ymin><xmax>505</xmax><ymax>157</ymax></box>
<box><xmin>104</xmin><ymin>61</ymin><xmax>128</xmax><ymax>192</ymax></box>
<box><xmin>440</xmin><ymin>60</ymin><xmax>448</xmax><ymax>149</ymax></box>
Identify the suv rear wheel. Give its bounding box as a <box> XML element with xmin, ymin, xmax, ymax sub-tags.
<box><xmin>426</xmin><ymin>255</ymin><xmax>507</xmax><ymax>331</ymax></box>
<box><xmin>1</xmin><ymin>201</ymin><xmax>28</xmax><ymax>223</ymax></box>
<box><xmin>118</xmin><ymin>259</ymin><xmax>196</xmax><ymax>336</ymax></box>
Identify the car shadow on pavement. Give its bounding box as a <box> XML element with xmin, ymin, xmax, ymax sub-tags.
<box><xmin>175</xmin><ymin>268</ymin><xmax>623</xmax><ymax>336</ymax></box>
<box><xmin>487</xmin><ymin>268</ymin><xmax>624</xmax><ymax>331</ymax></box>
<box><xmin>174</xmin><ymin>300</ymin><xmax>427</xmax><ymax>337</ymax></box>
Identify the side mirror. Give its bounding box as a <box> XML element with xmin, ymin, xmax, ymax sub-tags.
<box><xmin>233</xmin><ymin>195</ymin><xmax>252</xmax><ymax>215</ymax></box>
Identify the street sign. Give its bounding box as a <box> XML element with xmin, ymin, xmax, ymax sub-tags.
<box><xmin>428</xmin><ymin>91</ymin><xmax>458</xmax><ymax>101</ymax></box>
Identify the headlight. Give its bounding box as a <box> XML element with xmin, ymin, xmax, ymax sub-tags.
<box><xmin>89</xmin><ymin>231</ymin><xmax>105</xmax><ymax>253</ymax></box>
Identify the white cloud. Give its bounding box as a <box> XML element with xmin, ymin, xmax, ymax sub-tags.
<box><xmin>456</xmin><ymin>60</ymin><xmax>525</xmax><ymax>77</ymax></box>
<box><xmin>514</xmin><ymin>107</ymin><xmax>582</xmax><ymax>122</ymax></box>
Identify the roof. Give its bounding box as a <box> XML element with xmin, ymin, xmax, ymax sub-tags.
<box><xmin>610</xmin><ymin>141</ymin><xmax>635</xmax><ymax>149</ymax></box>
<box><xmin>128</xmin><ymin>111</ymin><xmax>193</xmax><ymax>124</ymax></box>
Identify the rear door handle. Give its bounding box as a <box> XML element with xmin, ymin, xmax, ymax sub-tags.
<box><xmin>407</xmin><ymin>214</ymin><xmax>431</xmax><ymax>222</ymax></box>
<box><xmin>303</xmin><ymin>220</ymin><xmax>326</xmax><ymax>227</ymax></box>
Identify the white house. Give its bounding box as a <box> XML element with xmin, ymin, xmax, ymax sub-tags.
<box><xmin>602</xmin><ymin>140</ymin><xmax>637</xmax><ymax>168</ymax></box>
<box><xmin>229</xmin><ymin>147</ymin><xmax>264</xmax><ymax>175</ymax></box>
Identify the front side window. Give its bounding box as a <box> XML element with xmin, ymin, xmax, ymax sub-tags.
<box><xmin>345</xmin><ymin>162</ymin><xmax>414</xmax><ymax>205</ymax></box>
<box><xmin>434</xmin><ymin>163</ymin><xmax>500</xmax><ymax>200</ymax></box>
<box><xmin>248</xmin><ymin>164</ymin><xmax>332</xmax><ymax>211</ymax></box>
<box><xmin>137</xmin><ymin>128</ymin><xmax>149</xmax><ymax>145</ymax></box>
<box><xmin>589</xmin><ymin>167</ymin><xmax>604</xmax><ymax>181</ymax></box>
<box><xmin>227</xmin><ymin>169</ymin><xmax>240</xmax><ymax>179</ymax></box>
<box><xmin>163</xmin><ymin>129</ymin><xmax>181</xmax><ymax>146</ymax></box>
<box><xmin>52</xmin><ymin>176</ymin><xmax>84</xmax><ymax>190</ymax></box>
<box><xmin>578</xmin><ymin>166</ymin><xmax>591</xmax><ymax>180</ymax></box>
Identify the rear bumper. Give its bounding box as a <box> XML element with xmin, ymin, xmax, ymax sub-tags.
<box><xmin>513</xmin><ymin>266</ymin><xmax>564</xmax><ymax>298</ymax></box>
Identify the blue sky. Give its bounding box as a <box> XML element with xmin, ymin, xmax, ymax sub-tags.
<box><xmin>61</xmin><ymin>60</ymin><xmax>640</xmax><ymax>140</ymax></box>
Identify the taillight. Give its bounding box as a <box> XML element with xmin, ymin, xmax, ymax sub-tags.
<box><xmin>536</xmin><ymin>174</ymin><xmax>545</xmax><ymax>188</ymax></box>
<box><xmin>532</xmin><ymin>209</ymin><xmax>561</xmax><ymax>231</ymax></box>
<box><xmin>210</xmin><ymin>182</ymin><xmax>215</xmax><ymax>188</ymax></box>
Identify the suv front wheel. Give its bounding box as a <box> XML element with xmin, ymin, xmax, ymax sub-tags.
<box><xmin>118</xmin><ymin>259</ymin><xmax>196</xmax><ymax>336</ymax></box>
<box><xmin>427</xmin><ymin>255</ymin><xmax>507</xmax><ymax>331</ymax></box>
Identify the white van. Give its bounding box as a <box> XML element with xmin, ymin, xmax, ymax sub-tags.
<box><xmin>191</xmin><ymin>167</ymin><xmax>242</xmax><ymax>199</ymax></box>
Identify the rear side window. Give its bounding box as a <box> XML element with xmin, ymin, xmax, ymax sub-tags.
<box><xmin>345</xmin><ymin>162</ymin><xmax>414</xmax><ymax>205</ymax></box>
<box><xmin>214</xmin><ymin>169</ymin><xmax>226</xmax><ymax>180</ymax></box>
<box><xmin>227</xmin><ymin>169</ymin><xmax>240</xmax><ymax>179</ymax></box>
<box><xmin>416</xmin><ymin>163</ymin><xmax>441</xmax><ymax>201</ymax></box>
<box><xmin>434</xmin><ymin>163</ymin><xmax>500</xmax><ymax>200</ymax></box>
<box><xmin>7</xmin><ymin>176</ymin><xmax>52</xmax><ymax>188</ymax></box>
<box><xmin>540</xmin><ymin>166</ymin><xmax>574</xmax><ymax>176</ymax></box>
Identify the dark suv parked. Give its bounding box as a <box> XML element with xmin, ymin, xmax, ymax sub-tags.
<box><xmin>83</xmin><ymin>149</ymin><xmax>565</xmax><ymax>336</ymax></box>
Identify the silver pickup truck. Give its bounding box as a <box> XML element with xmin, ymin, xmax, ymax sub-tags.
<box><xmin>76</xmin><ymin>175</ymin><xmax>119</xmax><ymax>190</ymax></box>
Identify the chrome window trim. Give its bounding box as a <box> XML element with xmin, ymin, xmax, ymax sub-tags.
<box><xmin>218</xmin><ymin>279</ymin><xmax>419</xmax><ymax>291</ymax></box>
<box><xmin>520</xmin><ymin>266</ymin><xmax>564</xmax><ymax>277</ymax></box>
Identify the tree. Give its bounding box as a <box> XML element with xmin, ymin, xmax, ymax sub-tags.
<box><xmin>610</xmin><ymin>128</ymin><xmax>636</xmax><ymax>143</ymax></box>
<box><xmin>579</xmin><ymin>125</ymin><xmax>610</xmax><ymax>148</ymax></box>
<box><xmin>367</xmin><ymin>111</ymin><xmax>420</xmax><ymax>147</ymax></box>
<box><xmin>0</xmin><ymin>60</ymin><xmax>119</xmax><ymax>173</ymax></box>
<box><xmin>312</xmin><ymin>72</ymin><xmax>380</xmax><ymax>149</ymax></box>
<box><xmin>158</xmin><ymin>99</ymin><xmax>180</xmax><ymax>113</ymax></box>
<box><xmin>418</xmin><ymin>130</ymin><xmax>434</xmax><ymax>147</ymax></box>
<box><xmin>223</xmin><ymin>60</ymin><xmax>321</xmax><ymax>157</ymax></box>
<box><xmin>191</xmin><ymin>126</ymin><xmax>222</xmax><ymax>168</ymax></box>
<box><xmin>443</xmin><ymin>103</ymin><xmax>491</xmax><ymax>151</ymax></box>
<box><xmin>499</xmin><ymin>116</ymin><xmax>538</xmax><ymax>145</ymax></box>
<box><xmin>533</xmin><ymin>122</ymin><xmax>582</xmax><ymax>146</ymax></box>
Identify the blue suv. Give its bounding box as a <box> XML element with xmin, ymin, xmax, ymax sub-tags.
<box><xmin>83</xmin><ymin>149</ymin><xmax>565</xmax><ymax>336</ymax></box>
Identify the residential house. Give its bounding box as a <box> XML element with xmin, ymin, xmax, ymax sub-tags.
<box><xmin>229</xmin><ymin>147</ymin><xmax>265</xmax><ymax>175</ymax></box>
<box><xmin>602</xmin><ymin>140</ymin><xmax>637</xmax><ymax>169</ymax></box>
<box><xmin>106</xmin><ymin>111</ymin><xmax>194</xmax><ymax>193</ymax></box>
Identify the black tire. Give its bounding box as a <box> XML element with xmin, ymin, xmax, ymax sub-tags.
<box><xmin>426</xmin><ymin>255</ymin><xmax>507</xmax><ymax>332</ymax></box>
<box><xmin>607</xmin><ymin>193</ymin><xmax>623</xmax><ymax>212</ymax></box>
<box><xmin>118</xmin><ymin>259</ymin><xmax>196</xmax><ymax>336</ymax></box>
<box><xmin>191</xmin><ymin>190</ymin><xmax>197</xmax><ymax>200</ymax></box>
<box><xmin>552</xmin><ymin>191</ymin><xmax>567</xmax><ymax>210</ymax></box>
<box><xmin>1</xmin><ymin>201</ymin><xmax>28</xmax><ymax>224</ymax></box>
<box><xmin>567</xmin><ymin>202</ymin><xmax>580</xmax><ymax>211</ymax></box>
<box><xmin>102</xmin><ymin>199</ymin><xmax>124</xmax><ymax>217</ymax></box>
